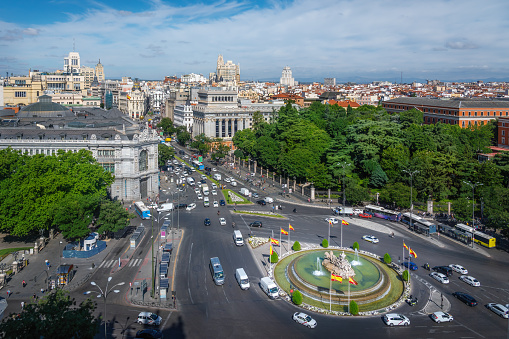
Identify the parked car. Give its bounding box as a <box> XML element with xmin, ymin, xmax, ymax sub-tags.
<box><xmin>219</xmin><ymin>217</ymin><xmax>226</xmax><ymax>226</ymax></box>
<box><xmin>249</xmin><ymin>221</ymin><xmax>263</xmax><ymax>227</ymax></box>
<box><xmin>402</xmin><ymin>261</ymin><xmax>418</xmax><ymax>271</ymax></box>
<box><xmin>486</xmin><ymin>303</ymin><xmax>509</xmax><ymax>318</ymax></box>
<box><xmin>292</xmin><ymin>312</ymin><xmax>317</xmax><ymax>328</ymax></box>
<box><xmin>256</xmin><ymin>200</ymin><xmax>267</xmax><ymax>205</ymax></box>
<box><xmin>135</xmin><ymin>329</ymin><xmax>163</xmax><ymax>339</ymax></box>
<box><xmin>430</xmin><ymin>272</ymin><xmax>449</xmax><ymax>284</ymax></box>
<box><xmin>449</xmin><ymin>264</ymin><xmax>468</xmax><ymax>274</ymax></box>
<box><xmin>362</xmin><ymin>235</ymin><xmax>379</xmax><ymax>243</ymax></box>
<box><xmin>452</xmin><ymin>292</ymin><xmax>478</xmax><ymax>306</ymax></box>
<box><xmin>137</xmin><ymin>312</ymin><xmax>162</xmax><ymax>326</ymax></box>
<box><xmin>186</xmin><ymin>203</ymin><xmax>196</xmax><ymax>211</ymax></box>
<box><xmin>383</xmin><ymin>313</ymin><xmax>410</xmax><ymax>326</ymax></box>
<box><xmin>430</xmin><ymin>311</ymin><xmax>453</xmax><ymax>323</ymax></box>
<box><xmin>204</xmin><ymin>218</ymin><xmax>211</xmax><ymax>226</ymax></box>
<box><xmin>459</xmin><ymin>275</ymin><xmax>480</xmax><ymax>287</ymax></box>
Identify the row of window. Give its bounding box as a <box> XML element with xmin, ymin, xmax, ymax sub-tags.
<box><xmin>387</xmin><ymin>104</ymin><xmax>509</xmax><ymax>117</ymax></box>
<box><xmin>425</xmin><ymin>116</ymin><xmax>490</xmax><ymax>128</ymax></box>
<box><xmin>15</xmin><ymin>91</ymin><xmax>27</xmax><ymax>97</ymax></box>
<box><xmin>98</xmin><ymin>150</ymin><xmax>115</xmax><ymax>157</ymax></box>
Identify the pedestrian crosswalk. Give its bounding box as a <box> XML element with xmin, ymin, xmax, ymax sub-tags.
<box><xmin>98</xmin><ymin>258</ymin><xmax>144</xmax><ymax>269</ymax></box>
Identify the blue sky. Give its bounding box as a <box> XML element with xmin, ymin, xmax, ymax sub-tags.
<box><xmin>1</xmin><ymin>0</ymin><xmax>509</xmax><ymax>83</ymax></box>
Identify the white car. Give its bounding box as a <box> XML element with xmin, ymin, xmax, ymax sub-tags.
<box><xmin>186</xmin><ymin>203</ymin><xmax>196</xmax><ymax>211</ymax></box>
<box><xmin>211</xmin><ymin>183</ymin><xmax>217</xmax><ymax>189</ymax></box>
<box><xmin>224</xmin><ymin>177</ymin><xmax>231</xmax><ymax>183</ymax></box>
<box><xmin>292</xmin><ymin>312</ymin><xmax>317</xmax><ymax>328</ymax></box>
<box><xmin>430</xmin><ymin>311</ymin><xmax>453</xmax><ymax>323</ymax></box>
<box><xmin>325</xmin><ymin>217</ymin><xmax>339</xmax><ymax>224</ymax></box>
<box><xmin>213</xmin><ymin>201</ymin><xmax>219</xmax><ymax>208</ymax></box>
<box><xmin>212</xmin><ymin>168</ymin><xmax>217</xmax><ymax>171</ymax></box>
<box><xmin>212</xmin><ymin>190</ymin><xmax>217</xmax><ymax>195</ymax></box>
<box><xmin>362</xmin><ymin>235</ymin><xmax>379</xmax><ymax>243</ymax></box>
<box><xmin>219</xmin><ymin>217</ymin><xmax>226</xmax><ymax>226</ymax></box>
<box><xmin>197</xmin><ymin>194</ymin><xmax>203</xmax><ymax>200</ymax></box>
<box><xmin>460</xmin><ymin>275</ymin><xmax>480</xmax><ymax>287</ymax></box>
<box><xmin>486</xmin><ymin>303</ymin><xmax>509</xmax><ymax>318</ymax></box>
<box><xmin>449</xmin><ymin>264</ymin><xmax>468</xmax><ymax>274</ymax></box>
<box><xmin>201</xmin><ymin>175</ymin><xmax>207</xmax><ymax>180</ymax></box>
<box><xmin>430</xmin><ymin>272</ymin><xmax>449</xmax><ymax>284</ymax></box>
<box><xmin>194</xmin><ymin>188</ymin><xmax>200</xmax><ymax>194</ymax></box>
<box><xmin>383</xmin><ymin>313</ymin><xmax>410</xmax><ymax>326</ymax></box>
<box><xmin>149</xmin><ymin>203</ymin><xmax>158</xmax><ymax>209</ymax></box>
<box><xmin>230</xmin><ymin>181</ymin><xmax>237</xmax><ymax>187</ymax></box>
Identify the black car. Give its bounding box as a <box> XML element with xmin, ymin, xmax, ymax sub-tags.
<box><xmin>433</xmin><ymin>266</ymin><xmax>453</xmax><ymax>276</ymax></box>
<box><xmin>200</xmin><ymin>179</ymin><xmax>206</xmax><ymax>184</ymax></box>
<box><xmin>177</xmin><ymin>203</ymin><xmax>188</xmax><ymax>209</ymax></box>
<box><xmin>256</xmin><ymin>200</ymin><xmax>266</xmax><ymax>205</ymax></box>
<box><xmin>179</xmin><ymin>150</ymin><xmax>185</xmax><ymax>155</ymax></box>
<box><xmin>249</xmin><ymin>221</ymin><xmax>263</xmax><ymax>227</ymax></box>
<box><xmin>204</xmin><ymin>218</ymin><xmax>211</xmax><ymax>226</ymax></box>
<box><xmin>136</xmin><ymin>329</ymin><xmax>163</xmax><ymax>339</ymax></box>
<box><xmin>452</xmin><ymin>292</ymin><xmax>478</xmax><ymax>306</ymax></box>
<box><xmin>220</xmin><ymin>200</ymin><xmax>226</xmax><ymax>206</ymax></box>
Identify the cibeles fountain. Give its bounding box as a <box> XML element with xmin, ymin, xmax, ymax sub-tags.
<box><xmin>275</xmin><ymin>247</ymin><xmax>403</xmax><ymax>312</ymax></box>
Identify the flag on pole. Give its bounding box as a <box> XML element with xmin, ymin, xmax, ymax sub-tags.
<box><xmin>409</xmin><ymin>248</ymin><xmax>417</xmax><ymax>258</ymax></box>
<box><xmin>341</xmin><ymin>220</ymin><xmax>349</xmax><ymax>226</ymax></box>
<box><xmin>328</xmin><ymin>219</ymin><xmax>333</xmax><ymax>227</ymax></box>
<box><xmin>331</xmin><ymin>273</ymin><xmax>343</xmax><ymax>282</ymax></box>
<box><xmin>270</xmin><ymin>244</ymin><xmax>273</xmax><ymax>255</ymax></box>
<box><xmin>403</xmin><ymin>242</ymin><xmax>409</xmax><ymax>250</ymax></box>
<box><xmin>281</xmin><ymin>228</ymin><xmax>289</xmax><ymax>235</ymax></box>
<box><xmin>270</xmin><ymin>238</ymin><xmax>279</xmax><ymax>245</ymax></box>
<box><xmin>127</xmin><ymin>95</ymin><xmax>131</xmax><ymax>100</ymax></box>
<box><xmin>348</xmin><ymin>277</ymin><xmax>358</xmax><ymax>285</ymax></box>
<box><xmin>289</xmin><ymin>224</ymin><xmax>295</xmax><ymax>231</ymax></box>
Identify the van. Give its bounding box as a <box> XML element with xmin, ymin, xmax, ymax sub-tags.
<box><xmin>213</xmin><ymin>173</ymin><xmax>222</xmax><ymax>181</ymax></box>
<box><xmin>209</xmin><ymin>257</ymin><xmax>225</xmax><ymax>285</ymax></box>
<box><xmin>264</xmin><ymin>197</ymin><xmax>274</xmax><ymax>203</ymax></box>
<box><xmin>233</xmin><ymin>230</ymin><xmax>243</xmax><ymax>246</ymax></box>
<box><xmin>157</xmin><ymin>203</ymin><xmax>174</xmax><ymax>212</ymax></box>
<box><xmin>240</xmin><ymin>188</ymin><xmax>250</xmax><ymax>196</ymax></box>
<box><xmin>235</xmin><ymin>268</ymin><xmax>250</xmax><ymax>290</ymax></box>
<box><xmin>260</xmin><ymin>277</ymin><xmax>278</xmax><ymax>299</ymax></box>
<box><xmin>204</xmin><ymin>196</ymin><xmax>210</xmax><ymax>207</ymax></box>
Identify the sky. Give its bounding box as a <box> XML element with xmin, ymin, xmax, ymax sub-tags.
<box><xmin>1</xmin><ymin>0</ymin><xmax>509</xmax><ymax>83</ymax></box>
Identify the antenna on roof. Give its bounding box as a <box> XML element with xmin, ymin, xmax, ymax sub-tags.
<box><xmin>73</xmin><ymin>38</ymin><xmax>75</xmax><ymax>52</ymax></box>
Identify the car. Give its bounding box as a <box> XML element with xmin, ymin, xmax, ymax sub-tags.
<box><xmin>432</xmin><ymin>266</ymin><xmax>453</xmax><ymax>276</ymax></box>
<box><xmin>135</xmin><ymin>329</ymin><xmax>163</xmax><ymax>339</ymax></box>
<box><xmin>213</xmin><ymin>201</ymin><xmax>219</xmax><ymax>208</ymax></box>
<box><xmin>186</xmin><ymin>203</ymin><xmax>196</xmax><ymax>211</ymax></box>
<box><xmin>359</xmin><ymin>213</ymin><xmax>372</xmax><ymax>218</ymax></box>
<box><xmin>200</xmin><ymin>179</ymin><xmax>206</xmax><ymax>184</ymax></box>
<box><xmin>486</xmin><ymin>303</ymin><xmax>509</xmax><ymax>318</ymax></box>
<box><xmin>137</xmin><ymin>312</ymin><xmax>162</xmax><ymax>326</ymax></box>
<box><xmin>201</xmin><ymin>175</ymin><xmax>207</xmax><ymax>180</ymax></box>
<box><xmin>224</xmin><ymin>177</ymin><xmax>231</xmax><ymax>183</ymax></box>
<box><xmin>383</xmin><ymin>313</ymin><xmax>410</xmax><ymax>326</ymax></box>
<box><xmin>212</xmin><ymin>168</ymin><xmax>217</xmax><ymax>171</ymax></box>
<box><xmin>252</xmin><ymin>192</ymin><xmax>259</xmax><ymax>198</ymax></box>
<box><xmin>211</xmin><ymin>183</ymin><xmax>217</xmax><ymax>189</ymax></box>
<box><xmin>177</xmin><ymin>203</ymin><xmax>187</xmax><ymax>209</ymax></box>
<box><xmin>256</xmin><ymin>200</ymin><xmax>267</xmax><ymax>205</ymax></box>
<box><xmin>362</xmin><ymin>235</ymin><xmax>379</xmax><ymax>243</ymax></box>
<box><xmin>204</xmin><ymin>218</ymin><xmax>211</xmax><ymax>226</ymax></box>
<box><xmin>460</xmin><ymin>275</ymin><xmax>480</xmax><ymax>287</ymax></box>
<box><xmin>219</xmin><ymin>217</ymin><xmax>226</xmax><ymax>225</ymax></box>
<box><xmin>449</xmin><ymin>264</ymin><xmax>468</xmax><ymax>274</ymax></box>
<box><xmin>430</xmin><ymin>311</ymin><xmax>454</xmax><ymax>323</ymax></box>
<box><xmin>197</xmin><ymin>194</ymin><xmax>203</xmax><ymax>200</ymax></box>
<box><xmin>402</xmin><ymin>261</ymin><xmax>418</xmax><ymax>270</ymax></box>
<box><xmin>452</xmin><ymin>292</ymin><xmax>478</xmax><ymax>306</ymax></box>
<box><xmin>325</xmin><ymin>217</ymin><xmax>339</xmax><ymax>224</ymax></box>
<box><xmin>212</xmin><ymin>190</ymin><xmax>217</xmax><ymax>195</ymax></box>
<box><xmin>220</xmin><ymin>200</ymin><xmax>226</xmax><ymax>206</ymax></box>
<box><xmin>292</xmin><ymin>312</ymin><xmax>317</xmax><ymax>328</ymax></box>
<box><xmin>194</xmin><ymin>188</ymin><xmax>200</xmax><ymax>194</ymax></box>
<box><xmin>249</xmin><ymin>221</ymin><xmax>263</xmax><ymax>227</ymax></box>
<box><xmin>430</xmin><ymin>272</ymin><xmax>449</xmax><ymax>284</ymax></box>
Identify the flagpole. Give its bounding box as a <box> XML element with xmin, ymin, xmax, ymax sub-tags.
<box><xmin>279</xmin><ymin>229</ymin><xmax>282</xmax><ymax>251</ymax></box>
<box><xmin>271</xmin><ymin>229</ymin><xmax>274</xmax><ymax>272</ymax></box>
<box><xmin>329</xmin><ymin>272</ymin><xmax>332</xmax><ymax>312</ymax></box>
<box><xmin>341</xmin><ymin>222</ymin><xmax>343</xmax><ymax>248</ymax></box>
<box><xmin>348</xmin><ymin>278</ymin><xmax>351</xmax><ymax>314</ymax></box>
<box><xmin>328</xmin><ymin>222</ymin><xmax>331</xmax><ymax>245</ymax></box>
<box><xmin>288</xmin><ymin>226</ymin><xmax>290</xmax><ymax>255</ymax></box>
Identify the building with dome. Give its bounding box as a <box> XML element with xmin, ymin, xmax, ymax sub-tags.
<box><xmin>0</xmin><ymin>95</ymin><xmax>159</xmax><ymax>201</ymax></box>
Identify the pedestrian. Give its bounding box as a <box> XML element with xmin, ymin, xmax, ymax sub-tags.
<box><xmin>40</xmin><ymin>288</ymin><xmax>44</xmax><ymax>294</ymax></box>
<box><xmin>22</xmin><ymin>280</ymin><xmax>26</xmax><ymax>288</ymax></box>
<box><xmin>33</xmin><ymin>293</ymin><xmax>36</xmax><ymax>301</ymax></box>
<box><xmin>21</xmin><ymin>301</ymin><xmax>24</xmax><ymax>310</ymax></box>
<box><xmin>7</xmin><ymin>290</ymin><xmax>10</xmax><ymax>298</ymax></box>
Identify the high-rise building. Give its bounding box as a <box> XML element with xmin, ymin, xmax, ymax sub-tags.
<box><xmin>63</xmin><ymin>51</ymin><xmax>81</xmax><ymax>74</ymax></box>
<box><xmin>280</xmin><ymin>66</ymin><xmax>295</xmax><ymax>86</ymax></box>
<box><xmin>324</xmin><ymin>78</ymin><xmax>336</xmax><ymax>86</ymax></box>
<box><xmin>95</xmin><ymin>60</ymin><xmax>105</xmax><ymax>83</ymax></box>
<box><xmin>214</xmin><ymin>55</ymin><xmax>240</xmax><ymax>85</ymax></box>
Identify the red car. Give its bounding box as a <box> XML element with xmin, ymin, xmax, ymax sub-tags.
<box><xmin>359</xmin><ymin>213</ymin><xmax>372</xmax><ymax>218</ymax></box>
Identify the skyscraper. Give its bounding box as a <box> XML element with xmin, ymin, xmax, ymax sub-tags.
<box><xmin>214</xmin><ymin>55</ymin><xmax>240</xmax><ymax>85</ymax></box>
<box><xmin>95</xmin><ymin>59</ymin><xmax>105</xmax><ymax>83</ymax></box>
<box><xmin>280</xmin><ymin>66</ymin><xmax>295</xmax><ymax>86</ymax></box>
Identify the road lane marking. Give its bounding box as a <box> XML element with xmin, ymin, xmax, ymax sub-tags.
<box><xmin>187</xmin><ymin>242</ymin><xmax>194</xmax><ymax>304</ymax></box>
<box><xmin>162</xmin><ymin>311</ymin><xmax>172</xmax><ymax>328</ymax></box>
<box><xmin>455</xmin><ymin>319</ymin><xmax>485</xmax><ymax>338</ymax></box>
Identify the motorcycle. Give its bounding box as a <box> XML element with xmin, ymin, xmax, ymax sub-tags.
<box><xmin>389</xmin><ymin>232</ymin><xmax>395</xmax><ymax>238</ymax></box>
<box><xmin>406</xmin><ymin>295</ymin><xmax>418</xmax><ymax>306</ymax></box>
<box><xmin>293</xmin><ymin>208</ymin><xmax>297</xmax><ymax>213</ymax></box>
<box><xmin>423</xmin><ymin>263</ymin><xmax>430</xmax><ymax>271</ymax></box>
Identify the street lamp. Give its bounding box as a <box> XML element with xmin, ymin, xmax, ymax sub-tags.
<box><xmin>463</xmin><ymin>181</ymin><xmax>483</xmax><ymax>248</ymax></box>
<box><xmin>403</xmin><ymin>169</ymin><xmax>419</xmax><ymax>232</ymax></box>
<box><xmin>336</xmin><ymin>162</ymin><xmax>351</xmax><ymax>248</ymax></box>
<box><xmin>86</xmin><ymin>277</ymin><xmax>125</xmax><ymax>339</ymax></box>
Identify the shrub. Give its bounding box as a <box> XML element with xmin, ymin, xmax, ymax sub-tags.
<box><xmin>292</xmin><ymin>290</ymin><xmax>303</xmax><ymax>305</ymax></box>
<box><xmin>402</xmin><ymin>270</ymin><xmax>409</xmax><ymax>282</ymax></box>
<box><xmin>383</xmin><ymin>253</ymin><xmax>392</xmax><ymax>264</ymax></box>
<box><xmin>322</xmin><ymin>239</ymin><xmax>329</xmax><ymax>248</ymax></box>
<box><xmin>270</xmin><ymin>251</ymin><xmax>279</xmax><ymax>263</ymax></box>
<box><xmin>349</xmin><ymin>300</ymin><xmax>359</xmax><ymax>315</ymax></box>
<box><xmin>352</xmin><ymin>242</ymin><xmax>359</xmax><ymax>251</ymax></box>
<box><xmin>293</xmin><ymin>241</ymin><xmax>301</xmax><ymax>251</ymax></box>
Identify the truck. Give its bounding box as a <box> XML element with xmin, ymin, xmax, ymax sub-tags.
<box><xmin>260</xmin><ymin>277</ymin><xmax>278</xmax><ymax>299</ymax></box>
<box><xmin>213</xmin><ymin>173</ymin><xmax>222</xmax><ymax>181</ymax></box>
<box><xmin>157</xmin><ymin>203</ymin><xmax>174</xmax><ymax>212</ymax></box>
<box><xmin>334</xmin><ymin>207</ymin><xmax>358</xmax><ymax>216</ymax></box>
<box><xmin>202</xmin><ymin>184</ymin><xmax>209</xmax><ymax>196</ymax></box>
<box><xmin>239</xmin><ymin>187</ymin><xmax>250</xmax><ymax>196</ymax></box>
<box><xmin>264</xmin><ymin>197</ymin><xmax>274</xmax><ymax>203</ymax></box>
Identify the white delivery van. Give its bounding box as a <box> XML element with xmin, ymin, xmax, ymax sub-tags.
<box><xmin>233</xmin><ymin>230</ymin><xmax>243</xmax><ymax>246</ymax></box>
<box><xmin>213</xmin><ymin>173</ymin><xmax>222</xmax><ymax>181</ymax></box>
<box><xmin>239</xmin><ymin>188</ymin><xmax>250</xmax><ymax>196</ymax></box>
<box><xmin>157</xmin><ymin>203</ymin><xmax>174</xmax><ymax>212</ymax></box>
<box><xmin>186</xmin><ymin>177</ymin><xmax>195</xmax><ymax>186</ymax></box>
<box><xmin>260</xmin><ymin>277</ymin><xmax>278</xmax><ymax>299</ymax></box>
<box><xmin>264</xmin><ymin>197</ymin><xmax>274</xmax><ymax>203</ymax></box>
<box><xmin>235</xmin><ymin>268</ymin><xmax>250</xmax><ymax>290</ymax></box>
<box><xmin>202</xmin><ymin>184</ymin><xmax>209</xmax><ymax>196</ymax></box>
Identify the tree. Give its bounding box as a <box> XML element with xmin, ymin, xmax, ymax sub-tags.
<box><xmin>190</xmin><ymin>133</ymin><xmax>212</xmax><ymax>155</ymax></box>
<box><xmin>0</xmin><ymin>289</ymin><xmax>99</xmax><ymax>339</ymax></box>
<box><xmin>352</xmin><ymin>241</ymin><xmax>359</xmax><ymax>251</ymax></box>
<box><xmin>270</xmin><ymin>251</ymin><xmax>279</xmax><ymax>263</ymax></box>
<box><xmin>293</xmin><ymin>241</ymin><xmax>301</xmax><ymax>251</ymax></box>
<box><xmin>402</xmin><ymin>270</ymin><xmax>409</xmax><ymax>282</ymax></box>
<box><xmin>322</xmin><ymin>239</ymin><xmax>329</xmax><ymax>248</ymax></box>
<box><xmin>349</xmin><ymin>300</ymin><xmax>359</xmax><ymax>315</ymax></box>
<box><xmin>158</xmin><ymin>143</ymin><xmax>174</xmax><ymax>167</ymax></box>
<box><xmin>53</xmin><ymin>194</ymin><xmax>99</xmax><ymax>241</ymax></box>
<box><xmin>210</xmin><ymin>138</ymin><xmax>230</xmax><ymax>161</ymax></box>
<box><xmin>175</xmin><ymin>126</ymin><xmax>191</xmax><ymax>146</ymax></box>
<box><xmin>292</xmin><ymin>290</ymin><xmax>303</xmax><ymax>305</ymax></box>
<box><xmin>95</xmin><ymin>199</ymin><xmax>135</xmax><ymax>236</ymax></box>
<box><xmin>383</xmin><ymin>253</ymin><xmax>392</xmax><ymax>264</ymax></box>
<box><xmin>157</xmin><ymin>117</ymin><xmax>177</xmax><ymax>135</ymax></box>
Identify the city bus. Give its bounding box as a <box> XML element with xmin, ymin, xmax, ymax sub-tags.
<box><xmin>364</xmin><ymin>205</ymin><xmax>401</xmax><ymax>221</ymax></box>
<box><xmin>209</xmin><ymin>257</ymin><xmax>225</xmax><ymax>285</ymax></box>
<box><xmin>192</xmin><ymin>160</ymin><xmax>204</xmax><ymax>171</ymax></box>
<box><xmin>400</xmin><ymin>212</ymin><xmax>437</xmax><ymax>235</ymax></box>
<box><xmin>455</xmin><ymin>223</ymin><xmax>496</xmax><ymax>248</ymax></box>
<box><xmin>134</xmin><ymin>201</ymin><xmax>151</xmax><ymax>220</ymax></box>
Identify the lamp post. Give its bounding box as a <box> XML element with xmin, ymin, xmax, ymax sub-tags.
<box><xmin>86</xmin><ymin>277</ymin><xmax>125</xmax><ymax>339</ymax></box>
<box><xmin>337</xmin><ymin>162</ymin><xmax>351</xmax><ymax>248</ymax></box>
<box><xmin>463</xmin><ymin>181</ymin><xmax>483</xmax><ymax>248</ymax></box>
<box><xmin>403</xmin><ymin>169</ymin><xmax>419</xmax><ymax>232</ymax></box>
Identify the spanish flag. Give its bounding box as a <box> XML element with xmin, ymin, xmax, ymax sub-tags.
<box><xmin>289</xmin><ymin>224</ymin><xmax>295</xmax><ymax>231</ymax></box>
<box><xmin>348</xmin><ymin>277</ymin><xmax>358</xmax><ymax>285</ymax></box>
<box><xmin>403</xmin><ymin>242</ymin><xmax>409</xmax><ymax>250</ymax></box>
<box><xmin>328</xmin><ymin>219</ymin><xmax>333</xmax><ymax>227</ymax></box>
<box><xmin>270</xmin><ymin>244</ymin><xmax>273</xmax><ymax>255</ymax></box>
<box><xmin>281</xmin><ymin>228</ymin><xmax>289</xmax><ymax>235</ymax></box>
<box><xmin>127</xmin><ymin>94</ymin><xmax>131</xmax><ymax>100</ymax></box>
<box><xmin>409</xmin><ymin>248</ymin><xmax>417</xmax><ymax>258</ymax></box>
<box><xmin>270</xmin><ymin>238</ymin><xmax>279</xmax><ymax>245</ymax></box>
<box><xmin>342</xmin><ymin>220</ymin><xmax>349</xmax><ymax>226</ymax></box>
<box><xmin>331</xmin><ymin>273</ymin><xmax>342</xmax><ymax>282</ymax></box>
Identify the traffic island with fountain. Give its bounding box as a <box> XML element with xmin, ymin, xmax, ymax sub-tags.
<box><xmin>272</xmin><ymin>247</ymin><xmax>407</xmax><ymax>315</ymax></box>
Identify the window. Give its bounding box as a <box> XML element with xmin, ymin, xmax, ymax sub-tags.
<box><xmin>139</xmin><ymin>150</ymin><xmax>148</xmax><ymax>171</ymax></box>
<box><xmin>503</xmin><ymin>130</ymin><xmax>506</xmax><ymax>136</ymax></box>
<box><xmin>462</xmin><ymin>121</ymin><xmax>465</xmax><ymax>127</ymax></box>
<box><xmin>101</xmin><ymin>163</ymin><xmax>115</xmax><ymax>173</ymax></box>
<box><xmin>98</xmin><ymin>150</ymin><xmax>115</xmax><ymax>158</ymax></box>
<box><xmin>15</xmin><ymin>91</ymin><xmax>27</xmax><ymax>98</ymax></box>
<box><xmin>480</xmin><ymin>112</ymin><xmax>483</xmax><ymax>116</ymax></box>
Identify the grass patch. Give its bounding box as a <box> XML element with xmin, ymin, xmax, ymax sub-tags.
<box><xmin>234</xmin><ymin>210</ymin><xmax>284</xmax><ymax>218</ymax></box>
<box><xmin>223</xmin><ymin>189</ymin><xmax>251</xmax><ymax>204</ymax></box>
<box><xmin>0</xmin><ymin>247</ymin><xmax>32</xmax><ymax>261</ymax></box>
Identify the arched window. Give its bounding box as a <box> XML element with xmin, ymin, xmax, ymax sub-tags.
<box><xmin>139</xmin><ymin>150</ymin><xmax>148</xmax><ymax>171</ymax></box>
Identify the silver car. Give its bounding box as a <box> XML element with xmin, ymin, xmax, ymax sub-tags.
<box><xmin>486</xmin><ymin>303</ymin><xmax>509</xmax><ymax>318</ymax></box>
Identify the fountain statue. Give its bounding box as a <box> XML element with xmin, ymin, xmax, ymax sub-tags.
<box><xmin>322</xmin><ymin>250</ymin><xmax>355</xmax><ymax>278</ymax></box>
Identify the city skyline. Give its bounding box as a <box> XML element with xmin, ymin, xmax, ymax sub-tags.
<box><xmin>1</xmin><ymin>0</ymin><xmax>508</xmax><ymax>83</ymax></box>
